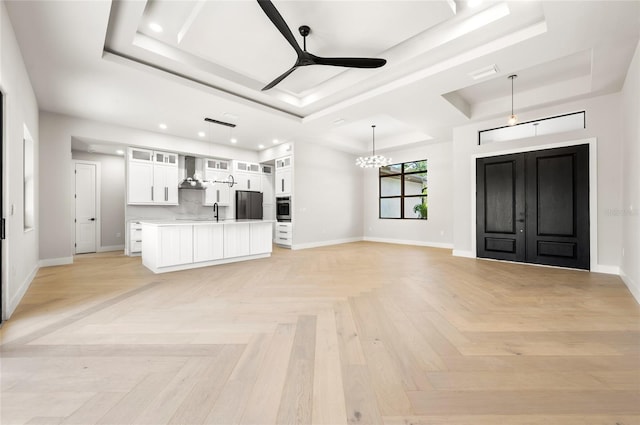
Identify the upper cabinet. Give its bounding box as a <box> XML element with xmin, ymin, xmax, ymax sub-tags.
<box><xmin>233</xmin><ymin>160</ymin><xmax>262</xmax><ymax>192</ymax></box>
<box><xmin>275</xmin><ymin>156</ymin><xmax>293</xmax><ymax>196</ymax></box>
<box><xmin>127</xmin><ymin>148</ymin><xmax>179</xmax><ymax>205</ymax></box>
<box><xmin>204</xmin><ymin>158</ymin><xmax>231</xmax><ymax>206</ymax></box>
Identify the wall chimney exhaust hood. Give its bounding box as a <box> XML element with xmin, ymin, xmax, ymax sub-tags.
<box><xmin>179</xmin><ymin>156</ymin><xmax>206</xmax><ymax>190</ymax></box>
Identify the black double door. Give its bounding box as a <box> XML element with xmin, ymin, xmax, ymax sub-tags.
<box><xmin>476</xmin><ymin>144</ymin><xmax>590</xmax><ymax>270</ymax></box>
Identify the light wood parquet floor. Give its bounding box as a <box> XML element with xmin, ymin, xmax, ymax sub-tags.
<box><xmin>1</xmin><ymin>242</ymin><xmax>639</xmax><ymax>425</ymax></box>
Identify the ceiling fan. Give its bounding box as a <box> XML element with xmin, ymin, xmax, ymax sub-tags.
<box><xmin>257</xmin><ymin>0</ymin><xmax>387</xmax><ymax>91</ymax></box>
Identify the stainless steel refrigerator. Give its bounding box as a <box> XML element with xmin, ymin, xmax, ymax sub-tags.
<box><xmin>235</xmin><ymin>190</ymin><xmax>263</xmax><ymax>220</ymax></box>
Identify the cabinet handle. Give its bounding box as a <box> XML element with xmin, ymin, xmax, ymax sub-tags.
<box><xmin>151</xmin><ymin>186</ymin><xmax>154</xmax><ymax>201</ymax></box>
<box><xmin>281</xmin><ymin>178</ymin><xmax>284</xmax><ymax>192</ymax></box>
<box><xmin>216</xmin><ymin>190</ymin><xmax>220</xmax><ymax>202</ymax></box>
<box><xmin>248</xmin><ymin>180</ymin><xmax>250</xmax><ymax>190</ymax></box>
<box><xmin>165</xmin><ymin>187</ymin><xmax>168</xmax><ymax>201</ymax></box>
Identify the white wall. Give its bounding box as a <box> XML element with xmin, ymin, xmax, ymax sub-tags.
<box><xmin>1</xmin><ymin>1</ymin><xmax>40</xmax><ymax>319</ymax></box>
<box><xmin>71</xmin><ymin>151</ymin><xmax>125</xmax><ymax>250</ymax></box>
<box><xmin>451</xmin><ymin>93</ymin><xmax>624</xmax><ymax>272</ymax></box>
<box><xmin>363</xmin><ymin>142</ymin><xmax>453</xmax><ymax>248</ymax></box>
<box><xmin>39</xmin><ymin>111</ymin><xmax>260</xmax><ymax>263</ymax></box>
<box><xmin>293</xmin><ymin>142</ymin><xmax>363</xmax><ymax>248</ymax></box>
<box><xmin>620</xmin><ymin>40</ymin><xmax>640</xmax><ymax>302</ymax></box>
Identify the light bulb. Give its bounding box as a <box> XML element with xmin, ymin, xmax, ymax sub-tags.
<box><xmin>508</xmin><ymin>114</ymin><xmax>518</xmax><ymax>126</ymax></box>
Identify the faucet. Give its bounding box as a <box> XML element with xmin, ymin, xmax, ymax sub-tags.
<box><xmin>213</xmin><ymin>203</ymin><xmax>219</xmax><ymax>222</ymax></box>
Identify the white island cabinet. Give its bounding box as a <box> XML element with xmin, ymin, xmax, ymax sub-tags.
<box><xmin>141</xmin><ymin>220</ymin><xmax>274</xmax><ymax>274</ymax></box>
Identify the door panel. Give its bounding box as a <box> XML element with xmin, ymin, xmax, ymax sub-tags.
<box><xmin>476</xmin><ymin>154</ymin><xmax>525</xmax><ymax>262</ymax></box>
<box><xmin>75</xmin><ymin>163</ymin><xmax>96</xmax><ymax>254</ymax></box>
<box><xmin>477</xmin><ymin>144</ymin><xmax>590</xmax><ymax>270</ymax></box>
<box><xmin>526</xmin><ymin>145</ymin><xmax>590</xmax><ymax>269</ymax></box>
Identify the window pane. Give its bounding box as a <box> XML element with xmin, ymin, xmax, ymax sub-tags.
<box><xmin>380</xmin><ymin>198</ymin><xmax>401</xmax><ymax>218</ymax></box>
<box><xmin>404</xmin><ymin>172</ymin><xmax>427</xmax><ymax>196</ymax></box>
<box><xmin>404</xmin><ymin>160</ymin><xmax>427</xmax><ymax>172</ymax></box>
<box><xmin>380</xmin><ymin>163</ymin><xmax>402</xmax><ymax>176</ymax></box>
<box><xmin>380</xmin><ymin>175</ymin><xmax>401</xmax><ymax>196</ymax></box>
<box><xmin>405</xmin><ymin>196</ymin><xmax>428</xmax><ymax>219</ymax></box>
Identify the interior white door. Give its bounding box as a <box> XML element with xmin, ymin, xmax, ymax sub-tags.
<box><xmin>75</xmin><ymin>163</ymin><xmax>97</xmax><ymax>254</ymax></box>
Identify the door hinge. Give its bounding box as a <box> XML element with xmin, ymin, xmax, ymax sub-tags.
<box><xmin>1</xmin><ymin>218</ymin><xmax>5</xmax><ymax>240</ymax></box>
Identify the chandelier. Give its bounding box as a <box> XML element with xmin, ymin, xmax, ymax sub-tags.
<box><xmin>356</xmin><ymin>125</ymin><xmax>391</xmax><ymax>168</ymax></box>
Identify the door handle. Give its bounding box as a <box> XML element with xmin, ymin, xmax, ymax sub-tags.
<box><xmin>89</xmin><ymin>218</ymin><xmax>95</xmax><ymax>221</ymax></box>
<box><xmin>517</xmin><ymin>219</ymin><xmax>525</xmax><ymax>223</ymax></box>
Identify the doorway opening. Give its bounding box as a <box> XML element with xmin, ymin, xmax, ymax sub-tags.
<box><xmin>476</xmin><ymin>144</ymin><xmax>590</xmax><ymax>270</ymax></box>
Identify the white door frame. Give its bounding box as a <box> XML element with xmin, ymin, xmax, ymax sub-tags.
<box><xmin>469</xmin><ymin>137</ymin><xmax>602</xmax><ymax>272</ymax></box>
<box><xmin>72</xmin><ymin>160</ymin><xmax>101</xmax><ymax>254</ymax></box>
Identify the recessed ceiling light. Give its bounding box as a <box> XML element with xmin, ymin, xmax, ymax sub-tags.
<box><xmin>149</xmin><ymin>22</ymin><xmax>163</xmax><ymax>33</ymax></box>
<box><xmin>230</xmin><ymin>138</ymin><xmax>237</xmax><ymax>144</ymax></box>
<box><xmin>272</xmin><ymin>139</ymin><xmax>279</xmax><ymax>144</ymax></box>
<box><xmin>223</xmin><ymin>112</ymin><xmax>239</xmax><ymax>120</ymax></box>
<box><xmin>469</xmin><ymin>64</ymin><xmax>498</xmax><ymax>80</ymax></box>
<box><xmin>333</xmin><ymin>118</ymin><xmax>346</xmax><ymax>125</ymax></box>
<box><xmin>116</xmin><ymin>149</ymin><xmax>124</xmax><ymax>155</ymax></box>
<box><xmin>258</xmin><ymin>144</ymin><xmax>265</xmax><ymax>149</ymax></box>
<box><xmin>159</xmin><ymin>123</ymin><xmax>167</xmax><ymax>130</ymax></box>
<box><xmin>198</xmin><ymin>131</ymin><xmax>205</xmax><ymax>138</ymax></box>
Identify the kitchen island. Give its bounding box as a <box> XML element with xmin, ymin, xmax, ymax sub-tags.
<box><xmin>140</xmin><ymin>219</ymin><xmax>274</xmax><ymax>274</ymax></box>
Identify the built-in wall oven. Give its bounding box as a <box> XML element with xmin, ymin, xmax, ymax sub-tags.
<box><xmin>276</xmin><ymin>196</ymin><xmax>291</xmax><ymax>221</ymax></box>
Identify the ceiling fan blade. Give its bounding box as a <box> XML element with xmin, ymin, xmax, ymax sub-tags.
<box><xmin>312</xmin><ymin>56</ymin><xmax>387</xmax><ymax>68</ymax></box>
<box><xmin>262</xmin><ymin>66</ymin><xmax>298</xmax><ymax>91</ymax></box>
<box><xmin>257</xmin><ymin>0</ymin><xmax>303</xmax><ymax>55</ymax></box>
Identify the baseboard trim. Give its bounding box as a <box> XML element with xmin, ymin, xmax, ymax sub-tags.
<box><xmin>591</xmin><ymin>264</ymin><xmax>620</xmax><ymax>275</ymax></box>
<box><xmin>452</xmin><ymin>250</ymin><xmax>475</xmax><ymax>258</ymax></box>
<box><xmin>620</xmin><ymin>270</ymin><xmax>640</xmax><ymax>305</ymax></box>
<box><xmin>363</xmin><ymin>237</ymin><xmax>453</xmax><ymax>250</ymax></box>
<box><xmin>39</xmin><ymin>257</ymin><xmax>73</xmax><ymax>267</ymax></box>
<box><xmin>6</xmin><ymin>264</ymin><xmax>39</xmax><ymax>319</ymax></box>
<box><xmin>292</xmin><ymin>237</ymin><xmax>363</xmax><ymax>250</ymax></box>
<box><xmin>98</xmin><ymin>245</ymin><xmax>125</xmax><ymax>253</ymax></box>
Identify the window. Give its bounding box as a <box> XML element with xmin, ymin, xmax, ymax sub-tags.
<box><xmin>379</xmin><ymin>160</ymin><xmax>427</xmax><ymax>219</ymax></box>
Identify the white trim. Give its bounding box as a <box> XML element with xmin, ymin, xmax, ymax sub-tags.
<box><xmin>452</xmin><ymin>250</ymin><xmax>475</xmax><ymax>258</ymax></box>
<box><xmin>362</xmin><ymin>237</ymin><xmax>453</xmax><ymax>249</ymax></box>
<box><xmin>98</xmin><ymin>244</ymin><xmax>125</xmax><ymax>253</ymax></box>
<box><xmin>143</xmin><ymin>253</ymin><xmax>271</xmax><ymax>274</ymax></box>
<box><xmin>591</xmin><ymin>265</ymin><xmax>620</xmax><ymax>275</ymax></box>
<box><xmin>72</xmin><ymin>160</ymin><xmax>101</xmax><ymax>254</ymax></box>
<box><xmin>292</xmin><ymin>237</ymin><xmax>363</xmax><ymax>250</ymax></box>
<box><xmin>620</xmin><ymin>271</ymin><xmax>640</xmax><ymax>305</ymax></box>
<box><xmin>470</xmin><ymin>137</ymin><xmax>598</xmax><ymax>268</ymax></box>
<box><xmin>6</xmin><ymin>264</ymin><xmax>38</xmax><ymax>318</ymax></box>
<box><xmin>39</xmin><ymin>257</ymin><xmax>73</xmax><ymax>267</ymax></box>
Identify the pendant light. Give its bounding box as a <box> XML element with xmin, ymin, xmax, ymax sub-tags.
<box><xmin>356</xmin><ymin>125</ymin><xmax>391</xmax><ymax>168</ymax></box>
<box><xmin>508</xmin><ymin>74</ymin><xmax>518</xmax><ymax>126</ymax></box>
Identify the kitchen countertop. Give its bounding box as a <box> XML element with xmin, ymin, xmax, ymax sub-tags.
<box><xmin>139</xmin><ymin>219</ymin><xmax>276</xmax><ymax>226</ymax></box>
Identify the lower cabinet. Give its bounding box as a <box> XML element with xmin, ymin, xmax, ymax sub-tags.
<box><xmin>142</xmin><ymin>221</ymin><xmax>274</xmax><ymax>273</ymax></box>
<box><xmin>275</xmin><ymin>222</ymin><xmax>292</xmax><ymax>247</ymax></box>
<box><xmin>193</xmin><ymin>224</ymin><xmax>224</xmax><ymax>263</ymax></box>
<box><xmin>224</xmin><ymin>224</ymin><xmax>251</xmax><ymax>258</ymax></box>
<box><xmin>157</xmin><ymin>226</ymin><xmax>193</xmax><ymax>267</ymax></box>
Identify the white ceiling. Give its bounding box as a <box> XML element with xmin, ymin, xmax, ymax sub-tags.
<box><xmin>5</xmin><ymin>0</ymin><xmax>640</xmax><ymax>155</ymax></box>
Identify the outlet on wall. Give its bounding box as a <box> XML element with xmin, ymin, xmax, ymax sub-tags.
<box><xmin>116</xmin><ymin>232</ymin><xmax>121</xmax><ymax>238</ymax></box>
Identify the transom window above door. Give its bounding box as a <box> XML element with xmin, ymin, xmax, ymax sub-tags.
<box><xmin>379</xmin><ymin>160</ymin><xmax>428</xmax><ymax>219</ymax></box>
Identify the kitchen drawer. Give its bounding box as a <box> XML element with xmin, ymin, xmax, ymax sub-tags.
<box><xmin>275</xmin><ymin>236</ymin><xmax>291</xmax><ymax>246</ymax></box>
<box><xmin>131</xmin><ymin>240</ymin><xmax>142</xmax><ymax>253</ymax></box>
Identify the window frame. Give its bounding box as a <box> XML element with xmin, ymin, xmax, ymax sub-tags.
<box><xmin>378</xmin><ymin>159</ymin><xmax>428</xmax><ymax>220</ymax></box>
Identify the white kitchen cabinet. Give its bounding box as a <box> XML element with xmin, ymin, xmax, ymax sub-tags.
<box><xmin>235</xmin><ymin>172</ymin><xmax>262</xmax><ymax>192</ymax></box>
<box><xmin>128</xmin><ymin>161</ymin><xmax>154</xmax><ymax>203</ymax></box>
<box><xmin>274</xmin><ymin>222</ymin><xmax>292</xmax><ymax>247</ymax></box>
<box><xmin>250</xmin><ymin>222</ymin><xmax>273</xmax><ymax>254</ymax></box>
<box><xmin>204</xmin><ymin>171</ymin><xmax>231</xmax><ymax>206</ymax></box>
<box><xmin>127</xmin><ymin>148</ymin><xmax>179</xmax><ymax>205</ymax></box>
<box><xmin>129</xmin><ymin>221</ymin><xmax>143</xmax><ymax>255</ymax></box>
<box><xmin>157</xmin><ymin>226</ymin><xmax>193</xmax><ymax>267</ymax></box>
<box><xmin>234</xmin><ymin>161</ymin><xmax>260</xmax><ymax>173</ymax></box>
<box><xmin>276</xmin><ymin>156</ymin><xmax>292</xmax><ymax>169</ymax></box>
<box><xmin>153</xmin><ymin>164</ymin><xmax>179</xmax><ymax>204</ymax></box>
<box><xmin>224</xmin><ymin>224</ymin><xmax>251</xmax><ymax>258</ymax></box>
<box><xmin>275</xmin><ymin>168</ymin><xmax>292</xmax><ymax>196</ymax></box>
<box><xmin>142</xmin><ymin>220</ymin><xmax>275</xmax><ymax>273</ymax></box>
<box><xmin>193</xmin><ymin>224</ymin><xmax>224</xmax><ymax>263</ymax></box>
